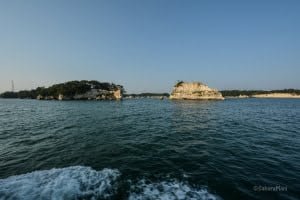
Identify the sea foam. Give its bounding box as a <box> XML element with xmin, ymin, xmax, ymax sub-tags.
<box><xmin>0</xmin><ymin>167</ymin><xmax>221</xmax><ymax>200</ymax></box>
<box><xmin>0</xmin><ymin>166</ymin><xmax>120</xmax><ymax>200</ymax></box>
<box><xmin>128</xmin><ymin>179</ymin><xmax>220</xmax><ymax>200</ymax></box>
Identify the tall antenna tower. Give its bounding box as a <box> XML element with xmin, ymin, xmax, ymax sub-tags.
<box><xmin>11</xmin><ymin>80</ymin><xmax>14</xmax><ymax>92</ymax></box>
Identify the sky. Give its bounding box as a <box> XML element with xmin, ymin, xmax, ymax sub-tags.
<box><xmin>0</xmin><ymin>0</ymin><xmax>299</xmax><ymax>93</ymax></box>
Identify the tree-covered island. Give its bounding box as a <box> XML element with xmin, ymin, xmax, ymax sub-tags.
<box><xmin>0</xmin><ymin>80</ymin><xmax>125</xmax><ymax>100</ymax></box>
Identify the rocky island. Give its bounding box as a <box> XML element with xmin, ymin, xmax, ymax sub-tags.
<box><xmin>0</xmin><ymin>80</ymin><xmax>124</xmax><ymax>100</ymax></box>
<box><xmin>169</xmin><ymin>81</ymin><xmax>224</xmax><ymax>100</ymax></box>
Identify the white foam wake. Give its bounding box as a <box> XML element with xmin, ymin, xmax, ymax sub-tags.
<box><xmin>0</xmin><ymin>166</ymin><xmax>120</xmax><ymax>200</ymax></box>
<box><xmin>128</xmin><ymin>179</ymin><xmax>221</xmax><ymax>200</ymax></box>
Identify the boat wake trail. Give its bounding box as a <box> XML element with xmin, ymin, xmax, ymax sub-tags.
<box><xmin>0</xmin><ymin>166</ymin><xmax>221</xmax><ymax>200</ymax></box>
<box><xmin>0</xmin><ymin>166</ymin><xmax>120</xmax><ymax>200</ymax></box>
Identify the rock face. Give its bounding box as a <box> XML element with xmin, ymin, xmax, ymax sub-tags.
<box><xmin>169</xmin><ymin>81</ymin><xmax>224</xmax><ymax>100</ymax></box>
<box><xmin>113</xmin><ymin>89</ymin><xmax>122</xmax><ymax>100</ymax></box>
<box><xmin>72</xmin><ymin>88</ymin><xmax>122</xmax><ymax>100</ymax></box>
<box><xmin>36</xmin><ymin>95</ymin><xmax>43</xmax><ymax>100</ymax></box>
<box><xmin>58</xmin><ymin>94</ymin><xmax>71</xmax><ymax>100</ymax></box>
<box><xmin>54</xmin><ymin>88</ymin><xmax>122</xmax><ymax>101</ymax></box>
<box><xmin>41</xmin><ymin>89</ymin><xmax>122</xmax><ymax>101</ymax></box>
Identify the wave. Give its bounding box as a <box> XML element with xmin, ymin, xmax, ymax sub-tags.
<box><xmin>128</xmin><ymin>179</ymin><xmax>221</xmax><ymax>200</ymax></box>
<box><xmin>0</xmin><ymin>166</ymin><xmax>120</xmax><ymax>200</ymax></box>
<box><xmin>0</xmin><ymin>166</ymin><xmax>221</xmax><ymax>200</ymax></box>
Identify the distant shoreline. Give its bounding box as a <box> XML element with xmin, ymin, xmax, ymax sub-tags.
<box><xmin>221</xmin><ymin>90</ymin><xmax>300</xmax><ymax>99</ymax></box>
<box><xmin>2</xmin><ymin>93</ymin><xmax>300</xmax><ymax>100</ymax></box>
<box><xmin>1</xmin><ymin>80</ymin><xmax>300</xmax><ymax>100</ymax></box>
<box><xmin>251</xmin><ymin>93</ymin><xmax>300</xmax><ymax>98</ymax></box>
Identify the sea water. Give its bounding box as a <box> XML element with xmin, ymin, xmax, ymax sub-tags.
<box><xmin>0</xmin><ymin>98</ymin><xmax>299</xmax><ymax>199</ymax></box>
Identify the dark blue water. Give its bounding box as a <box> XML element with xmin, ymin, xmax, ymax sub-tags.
<box><xmin>0</xmin><ymin>98</ymin><xmax>299</xmax><ymax>200</ymax></box>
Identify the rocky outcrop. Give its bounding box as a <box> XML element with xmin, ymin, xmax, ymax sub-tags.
<box><xmin>58</xmin><ymin>94</ymin><xmax>71</xmax><ymax>100</ymax></box>
<box><xmin>170</xmin><ymin>81</ymin><xmax>224</xmax><ymax>100</ymax></box>
<box><xmin>39</xmin><ymin>89</ymin><xmax>122</xmax><ymax>101</ymax></box>
<box><xmin>36</xmin><ymin>95</ymin><xmax>43</xmax><ymax>100</ymax></box>
<box><xmin>73</xmin><ymin>88</ymin><xmax>123</xmax><ymax>100</ymax></box>
<box><xmin>113</xmin><ymin>89</ymin><xmax>122</xmax><ymax>99</ymax></box>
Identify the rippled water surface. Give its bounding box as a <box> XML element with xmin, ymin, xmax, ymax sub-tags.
<box><xmin>0</xmin><ymin>98</ymin><xmax>299</xmax><ymax>200</ymax></box>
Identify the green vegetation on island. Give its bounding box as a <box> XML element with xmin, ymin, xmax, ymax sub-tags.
<box><xmin>0</xmin><ymin>80</ymin><xmax>125</xmax><ymax>100</ymax></box>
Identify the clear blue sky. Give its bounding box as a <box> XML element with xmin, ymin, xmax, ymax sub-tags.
<box><xmin>0</xmin><ymin>0</ymin><xmax>299</xmax><ymax>93</ymax></box>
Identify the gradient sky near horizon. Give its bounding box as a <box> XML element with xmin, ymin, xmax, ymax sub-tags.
<box><xmin>0</xmin><ymin>0</ymin><xmax>299</xmax><ymax>93</ymax></box>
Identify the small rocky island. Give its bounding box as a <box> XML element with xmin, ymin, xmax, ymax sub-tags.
<box><xmin>170</xmin><ymin>81</ymin><xmax>224</xmax><ymax>100</ymax></box>
<box><xmin>0</xmin><ymin>80</ymin><xmax>124</xmax><ymax>100</ymax></box>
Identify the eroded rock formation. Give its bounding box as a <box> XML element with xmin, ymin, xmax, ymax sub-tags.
<box><xmin>170</xmin><ymin>81</ymin><xmax>224</xmax><ymax>100</ymax></box>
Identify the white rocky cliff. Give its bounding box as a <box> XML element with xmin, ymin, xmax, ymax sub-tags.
<box><xmin>169</xmin><ymin>81</ymin><xmax>224</xmax><ymax>100</ymax></box>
